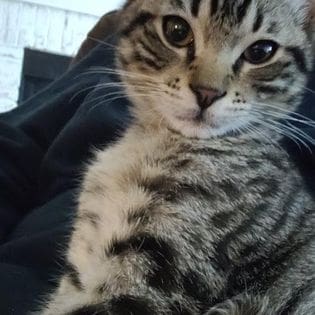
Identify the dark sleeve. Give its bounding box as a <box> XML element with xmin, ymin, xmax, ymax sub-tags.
<box><xmin>0</xmin><ymin>37</ymin><xmax>131</xmax><ymax>315</ymax></box>
<box><xmin>0</xmin><ymin>122</ymin><xmax>42</xmax><ymax>240</ymax></box>
<box><xmin>0</xmin><ymin>35</ymin><xmax>126</xmax><ymax>239</ymax></box>
<box><xmin>283</xmin><ymin>78</ymin><xmax>315</xmax><ymax>193</ymax></box>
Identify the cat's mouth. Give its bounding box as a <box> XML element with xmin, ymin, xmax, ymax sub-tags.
<box><xmin>171</xmin><ymin>110</ymin><xmax>249</xmax><ymax>139</ymax></box>
<box><xmin>175</xmin><ymin>111</ymin><xmax>216</xmax><ymax>127</ymax></box>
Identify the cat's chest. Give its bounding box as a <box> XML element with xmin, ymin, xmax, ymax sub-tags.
<box><xmin>83</xmin><ymin>134</ymin><xmax>293</xmax><ymax>205</ymax></box>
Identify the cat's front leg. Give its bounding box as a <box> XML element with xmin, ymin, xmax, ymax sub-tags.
<box><xmin>35</xmin><ymin>217</ymin><xmax>111</xmax><ymax>314</ymax></box>
<box><xmin>36</xmin><ymin>176</ymin><xmax>168</xmax><ymax>314</ymax></box>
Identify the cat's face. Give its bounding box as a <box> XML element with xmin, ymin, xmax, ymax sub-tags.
<box><xmin>117</xmin><ymin>0</ymin><xmax>314</xmax><ymax>139</ymax></box>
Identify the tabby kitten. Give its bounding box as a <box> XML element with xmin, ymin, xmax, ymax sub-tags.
<box><xmin>39</xmin><ymin>0</ymin><xmax>315</xmax><ymax>314</ymax></box>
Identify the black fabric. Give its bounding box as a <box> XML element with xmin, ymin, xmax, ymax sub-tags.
<box><xmin>0</xmin><ymin>35</ymin><xmax>314</xmax><ymax>314</ymax></box>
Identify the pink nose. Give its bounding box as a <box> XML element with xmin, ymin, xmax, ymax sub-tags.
<box><xmin>190</xmin><ymin>85</ymin><xmax>226</xmax><ymax>110</ymax></box>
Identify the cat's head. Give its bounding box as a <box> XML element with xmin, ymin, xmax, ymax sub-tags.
<box><xmin>116</xmin><ymin>0</ymin><xmax>315</xmax><ymax>139</ymax></box>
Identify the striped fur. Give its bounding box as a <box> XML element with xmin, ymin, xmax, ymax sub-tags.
<box><xmin>38</xmin><ymin>0</ymin><xmax>315</xmax><ymax>314</ymax></box>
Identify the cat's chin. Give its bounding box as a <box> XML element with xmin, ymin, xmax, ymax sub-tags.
<box><xmin>168</xmin><ymin>117</ymin><xmax>236</xmax><ymax>139</ymax></box>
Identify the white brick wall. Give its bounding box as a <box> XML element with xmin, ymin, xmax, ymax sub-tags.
<box><xmin>0</xmin><ymin>0</ymin><xmax>117</xmax><ymax>112</ymax></box>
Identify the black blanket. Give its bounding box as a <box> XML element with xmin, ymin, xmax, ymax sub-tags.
<box><xmin>0</xmin><ymin>38</ymin><xmax>314</xmax><ymax>314</ymax></box>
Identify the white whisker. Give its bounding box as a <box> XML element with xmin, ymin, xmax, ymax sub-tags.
<box><xmin>251</xmin><ymin>116</ymin><xmax>312</xmax><ymax>152</ymax></box>
<box><xmin>302</xmin><ymin>86</ymin><xmax>315</xmax><ymax>95</ymax></box>
<box><xmin>87</xmin><ymin>36</ymin><xmax>117</xmax><ymax>50</ymax></box>
<box><xmin>85</xmin><ymin>89</ymin><xmax>162</xmax><ymax>107</ymax></box>
<box><xmin>252</xmin><ymin>101</ymin><xmax>315</xmax><ymax>124</ymax></box>
<box><xmin>246</xmin><ymin>121</ymin><xmax>285</xmax><ymax>152</ymax></box>
<box><xmin>251</xmin><ymin>107</ymin><xmax>315</xmax><ymax>128</ymax></box>
<box><xmin>270</xmin><ymin>119</ymin><xmax>315</xmax><ymax>146</ymax></box>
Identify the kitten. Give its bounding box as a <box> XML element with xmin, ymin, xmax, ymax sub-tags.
<box><xmin>38</xmin><ymin>0</ymin><xmax>315</xmax><ymax>314</ymax></box>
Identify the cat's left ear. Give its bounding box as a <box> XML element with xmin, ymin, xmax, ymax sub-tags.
<box><xmin>306</xmin><ymin>0</ymin><xmax>315</xmax><ymax>41</ymax></box>
<box><xmin>305</xmin><ymin>0</ymin><xmax>315</xmax><ymax>22</ymax></box>
<box><xmin>291</xmin><ymin>0</ymin><xmax>315</xmax><ymax>39</ymax></box>
<box><xmin>290</xmin><ymin>0</ymin><xmax>315</xmax><ymax>23</ymax></box>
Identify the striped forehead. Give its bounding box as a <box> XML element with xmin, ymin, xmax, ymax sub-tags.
<box><xmin>169</xmin><ymin>0</ymin><xmax>254</xmax><ymax>17</ymax></box>
<box><xmin>167</xmin><ymin>0</ymin><xmax>263</xmax><ymax>31</ymax></box>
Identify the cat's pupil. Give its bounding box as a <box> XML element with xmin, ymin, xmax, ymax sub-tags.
<box><xmin>243</xmin><ymin>40</ymin><xmax>279</xmax><ymax>65</ymax></box>
<box><xmin>163</xmin><ymin>16</ymin><xmax>193</xmax><ymax>47</ymax></box>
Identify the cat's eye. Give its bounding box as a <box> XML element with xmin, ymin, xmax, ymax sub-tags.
<box><xmin>163</xmin><ymin>16</ymin><xmax>194</xmax><ymax>47</ymax></box>
<box><xmin>243</xmin><ymin>40</ymin><xmax>279</xmax><ymax>65</ymax></box>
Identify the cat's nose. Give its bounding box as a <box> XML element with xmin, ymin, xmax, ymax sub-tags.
<box><xmin>190</xmin><ymin>85</ymin><xmax>226</xmax><ymax>110</ymax></box>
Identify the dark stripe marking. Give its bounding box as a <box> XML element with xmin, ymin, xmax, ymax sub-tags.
<box><xmin>233</xmin><ymin>58</ymin><xmax>244</xmax><ymax>75</ymax></box>
<box><xmin>64</xmin><ymin>261</ymin><xmax>83</xmax><ymax>290</ymax></box>
<box><xmin>227</xmin><ymin>209</ymin><xmax>311</xmax><ymax>295</ymax></box>
<box><xmin>144</xmin><ymin>26</ymin><xmax>165</xmax><ymax>46</ymax></box>
<box><xmin>191</xmin><ymin>0</ymin><xmax>202</xmax><ymax>17</ymax></box>
<box><xmin>213</xmin><ymin>202</ymin><xmax>269</xmax><ymax>273</ymax></box>
<box><xmin>172</xmin><ymin>0</ymin><xmax>185</xmax><ymax>10</ymax></box>
<box><xmin>187</xmin><ymin>42</ymin><xmax>196</xmax><ymax>64</ymax></box>
<box><xmin>140</xmin><ymin>175</ymin><xmax>179</xmax><ymax>201</ymax></box>
<box><xmin>280</xmin><ymin>279</ymin><xmax>315</xmax><ymax>314</ymax></box>
<box><xmin>173</xmin><ymin>158</ymin><xmax>192</xmax><ymax>169</ymax></box>
<box><xmin>138</xmin><ymin>39</ymin><xmax>163</xmax><ymax>61</ymax></box>
<box><xmin>253</xmin><ymin>84</ymin><xmax>287</xmax><ymax>95</ymax></box>
<box><xmin>286</xmin><ymin>47</ymin><xmax>308</xmax><ymax>73</ymax></box>
<box><xmin>211</xmin><ymin>211</ymin><xmax>237</xmax><ymax>229</ymax></box>
<box><xmin>182</xmin><ymin>270</ymin><xmax>212</xmax><ymax>308</ymax></box>
<box><xmin>143</xmin><ymin>174</ymin><xmax>216</xmax><ymax>202</ymax></box>
<box><xmin>77</xmin><ymin>212</ymin><xmax>100</xmax><ymax>228</ymax></box>
<box><xmin>210</xmin><ymin>0</ymin><xmax>219</xmax><ymax>16</ymax></box>
<box><xmin>250</xmin><ymin>61</ymin><xmax>292</xmax><ymax>82</ymax></box>
<box><xmin>187</xmin><ymin>147</ymin><xmax>235</xmax><ymax>157</ymax></box>
<box><xmin>236</xmin><ymin>0</ymin><xmax>252</xmax><ymax>24</ymax></box>
<box><xmin>170</xmin><ymin>301</ymin><xmax>193</xmax><ymax>315</ymax></box>
<box><xmin>133</xmin><ymin>51</ymin><xmax>164</xmax><ymax>70</ymax></box>
<box><xmin>122</xmin><ymin>11</ymin><xmax>154</xmax><ymax>37</ymax></box>
<box><xmin>107</xmin><ymin>234</ymin><xmax>178</xmax><ymax>292</ymax></box>
<box><xmin>253</xmin><ymin>12</ymin><xmax>263</xmax><ymax>32</ymax></box>
<box><xmin>218</xmin><ymin>180</ymin><xmax>241</xmax><ymax>199</ymax></box>
<box><xmin>69</xmin><ymin>304</ymin><xmax>105</xmax><ymax>315</ymax></box>
<box><xmin>127</xmin><ymin>205</ymin><xmax>152</xmax><ymax>225</ymax></box>
<box><xmin>110</xmin><ymin>295</ymin><xmax>156</xmax><ymax>315</ymax></box>
<box><xmin>229</xmin><ymin>239</ymin><xmax>309</xmax><ymax>296</ymax></box>
<box><xmin>267</xmin><ymin>22</ymin><xmax>279</xmax><ymax>34</ymax></box>
<box><xmin>221</xmin><ymin>0</ymin><xmax>233</xmax><ymax>18</ymax></box>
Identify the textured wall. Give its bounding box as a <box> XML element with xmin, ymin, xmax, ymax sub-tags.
<box><xmin>0</xmin><ymin>0</ymin><xmax>101</xmax><ymax>112</ymax></box>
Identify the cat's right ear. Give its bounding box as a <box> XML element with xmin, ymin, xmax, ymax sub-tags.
<box><xmin>122</xmin><ymin>0</ymin><xmax>143</xmax><ymax>11</ymax></box>
<box><xmin>123</xmin><ymin>0</ymin><xmax>137</xmax><ymax>9</ymax></box>
<box><xmin>117</xmin><ymin>0</ymin><xmax>145</xmax><ymax>33</ymax></box>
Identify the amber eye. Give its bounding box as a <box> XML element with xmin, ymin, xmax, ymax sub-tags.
<box><xmin>163</xmin><ymin>15</ymin><xmax>194</xmax><ymax>47</ymax></box>
<box><xmin>243</xmin><ymin>40</ymin><xmax>279</xmax><ymax>64</ymax></box>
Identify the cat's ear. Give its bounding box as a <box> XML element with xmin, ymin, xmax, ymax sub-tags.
<box><xmin>289</xmin><ymin>0</ymin><xmax>314</xmax><ymax>21</ymax></box>
<box><xmin>310</xmin><ymin>0</ymin><xmax>315</xmax><ymax>23</ymax></box>
<box><xmin>123</xmin><ymin>0</ymin><xmax>136</xmax><ymax>9</ymax></box>
<box><xmin>118</xmin><ymin>0</ymin><xmax>145</xmax><ymax>32</ymax></box>
<box><xmin>306</xmin><ymin>0</ymin><xmax>315</xmax><ymax>40</ymax></box>
<box><xmin>122</xmin><ymin>0</ymin><xmax>143</xmax><ymax>10</ymax></box>
<box><xmin>290</xmin><ymin>0</ymin><xmax>315</xmax><ymax>36</ymax></box>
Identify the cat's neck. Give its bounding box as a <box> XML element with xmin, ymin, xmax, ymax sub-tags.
<box><xmin>126</xmin><ymin>114</ymin><xmax>283</xmax><ymax>155</ymax></box>
<box><xmin>129</xmin><ymin>106</ymin><xmax>283</xmax><ymax>148</ymax></box>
